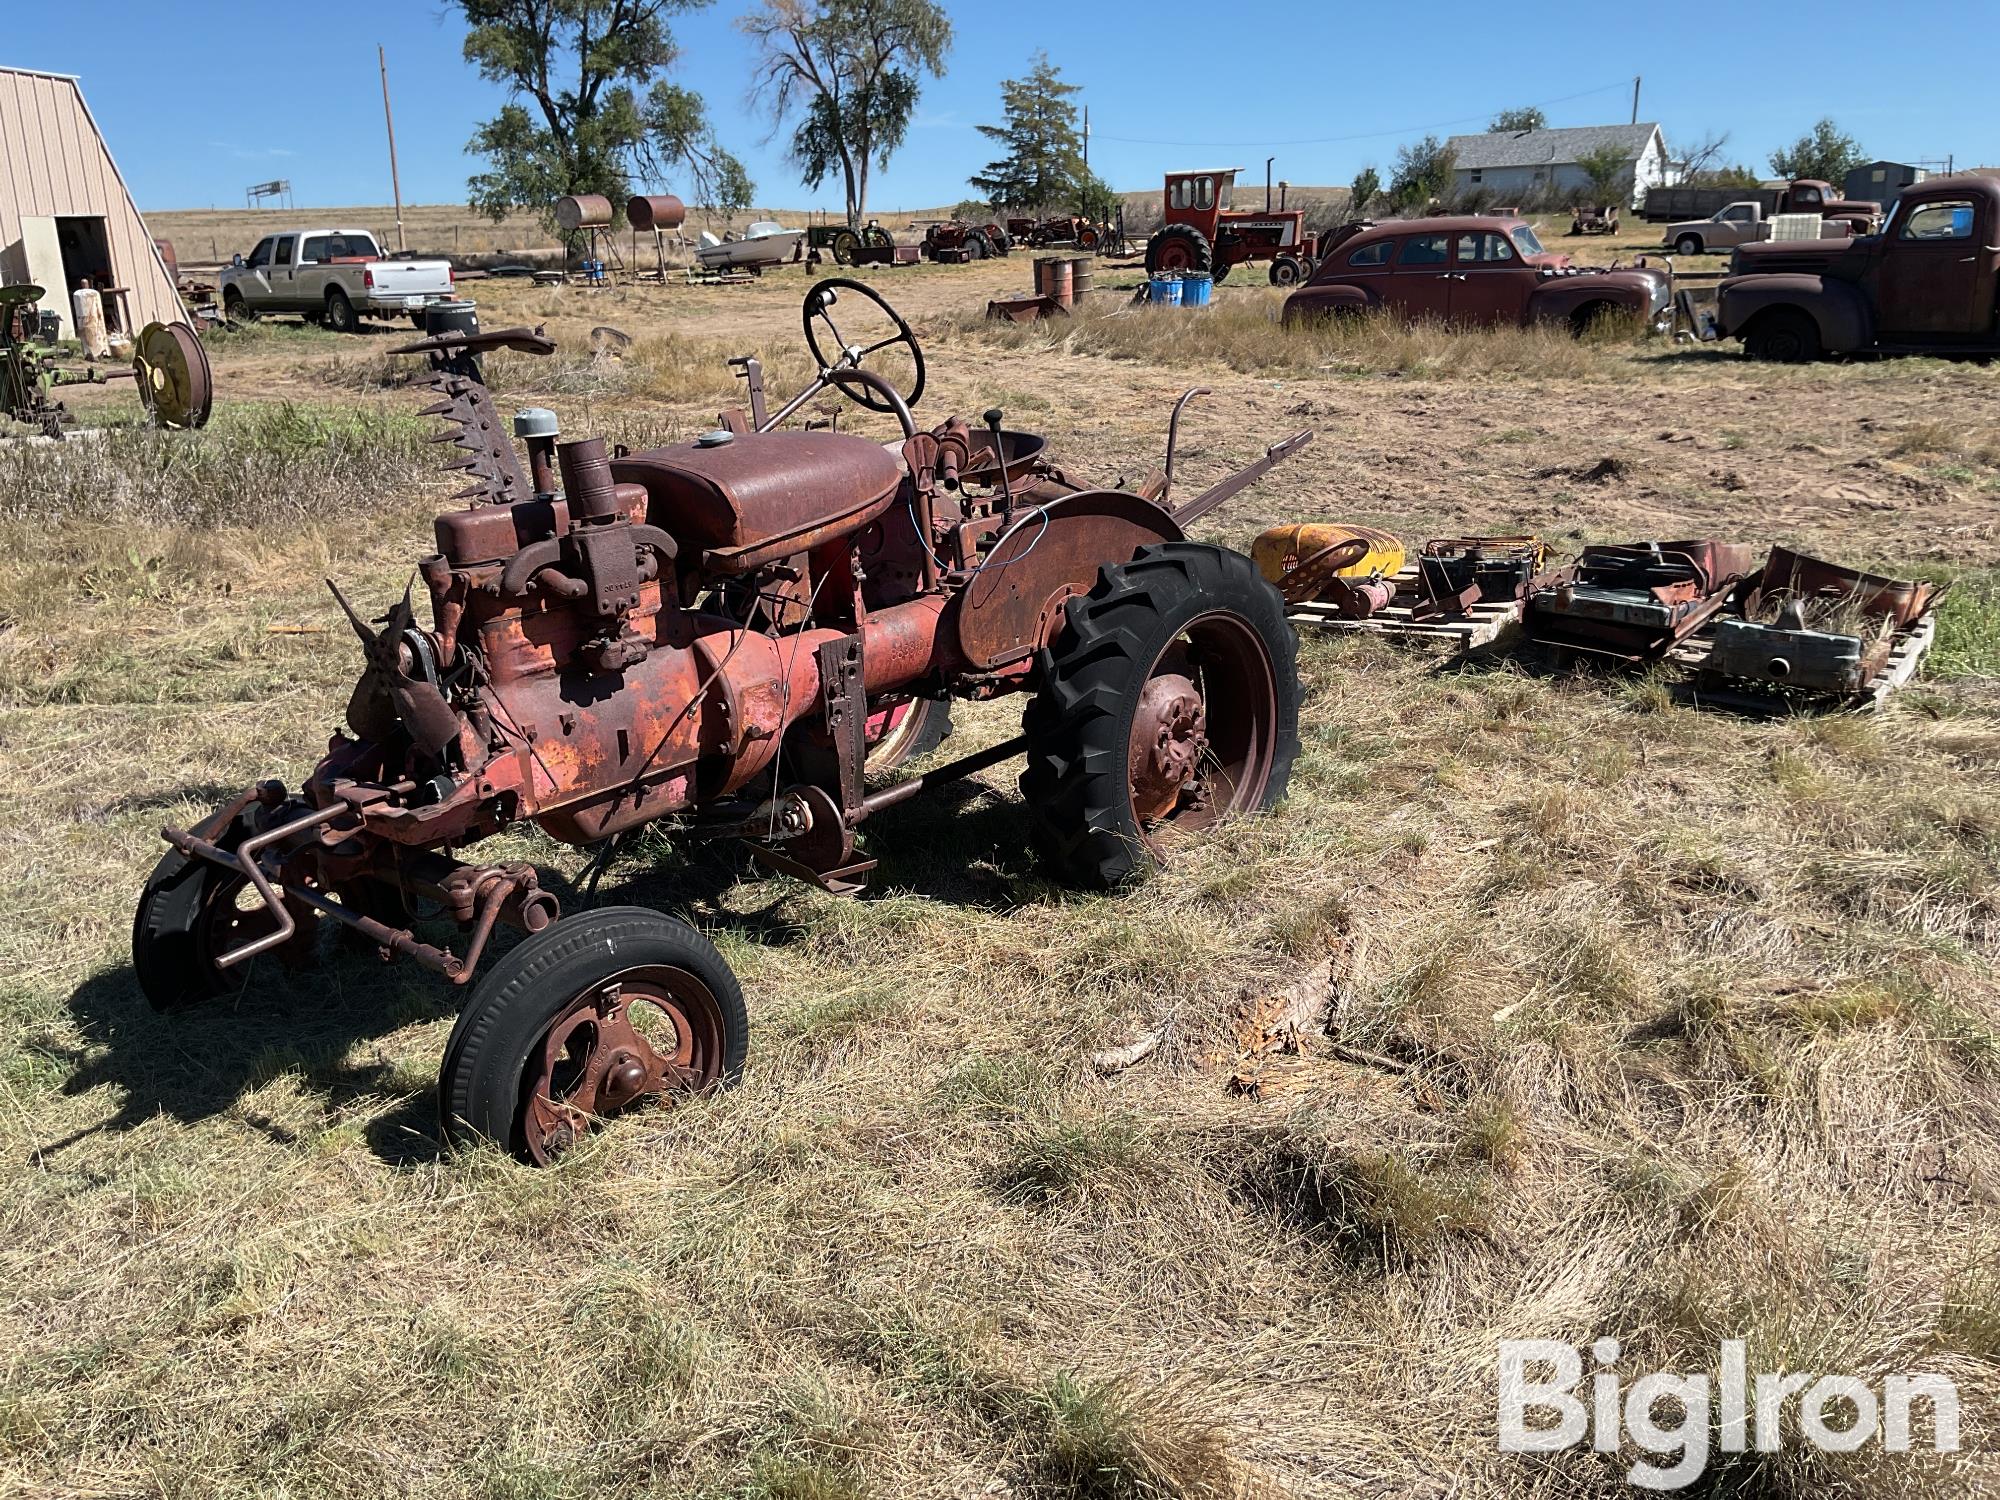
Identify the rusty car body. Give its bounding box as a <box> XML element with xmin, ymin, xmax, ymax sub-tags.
<box><xmin>136</xmin><ymin>279</ymin><xmax>1310</xmax><ymax>1164</ymax></box>
<box><xmin>1281</xmin><ymin>216</ymin><xmax>1670</xmax><ymax>335</ymax></box>
<box><xmin>1717</xmin><ymin>173</ymin><xmax>2000</xmax><ymax>360</ymax></box>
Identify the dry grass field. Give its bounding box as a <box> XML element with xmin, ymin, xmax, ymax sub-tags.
<box><xmin>3</xmin><ymin>244</ymin><xmax>1999</xmax><ymax>1499</ymax></box>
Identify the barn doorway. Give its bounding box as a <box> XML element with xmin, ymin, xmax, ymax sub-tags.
<box><xmin>55</xmin><ymin>216</ymin><xmax>120</xmax><ymax>331</ymax></box>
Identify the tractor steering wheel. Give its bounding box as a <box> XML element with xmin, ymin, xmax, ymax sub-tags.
<box><xmin>802</xmin><ymin>277</ymin><xmax>925</xmax><ymax>417</ymax></box>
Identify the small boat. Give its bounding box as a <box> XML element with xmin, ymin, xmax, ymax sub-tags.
<box><xmin>694</xmin><ymin>221</ymin><xmax>804</xmax><ymax>271</ymax></box>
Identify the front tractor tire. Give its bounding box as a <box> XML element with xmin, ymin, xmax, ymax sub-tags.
<box><xmin>1742</xmin><ymin>307</ymin><xmax>1822</xmax><ymax>363</ymax></box>
<box><xmin>1145</xmin><ymin>224</ymin><xmax>1213</xmax><ymax>278</ymax></box>
<box><xmin>1022</xmin><ymin>542</ymin><xmax>1301</xmax><ymax>889</ymax></box>
<box><xmin>439</xmin><ymin>907</ymin><xmax>748</xmax><ymax>1166</ymax></box>
<box><xmin>133</xmin><ymin>797</ymin><xmax>274</xmax><ymax>1012</ymax></box>
<box><xmin>1269</xmin><ymin>254</ymin><xmax>1305</xmax><ymax>287</ymax></box>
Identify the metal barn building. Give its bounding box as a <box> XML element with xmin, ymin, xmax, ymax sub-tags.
<box><xmin>0</xmin><ymin>65</ymin><xmax>185</xmax><ymax>338</ymax></box>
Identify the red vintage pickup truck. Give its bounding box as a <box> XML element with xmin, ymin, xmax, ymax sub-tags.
<box><xmin>1718</xmin><ymin>173</ymin><xmax>2000</xmax><ymax>360</ymax></box>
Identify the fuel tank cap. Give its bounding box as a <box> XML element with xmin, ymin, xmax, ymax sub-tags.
<box><xmin>695</xmin><ymin>429</ymin><xmax>736</xmax><ymax>448</ymax></box>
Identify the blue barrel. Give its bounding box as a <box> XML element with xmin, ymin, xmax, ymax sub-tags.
<box><xmin>1148</xmin><ymin>275</ymin><xmax>1183</xmax><ymax>306</ymax></box>
<box><xmin>1180</xmin><ymin>272</ymin><xmax>1213</xmax><ymax>307</ymax></box>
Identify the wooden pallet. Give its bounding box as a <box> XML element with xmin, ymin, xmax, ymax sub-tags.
<box><xmin>1668</xmin><ymin>612</ymin><xmax>1937</xmax><ymax>713</ymax></box>
<box><xmin>1286</xmin><ymin>564</ymin><xmax>1522</xmax><ymax>650</ymax></box>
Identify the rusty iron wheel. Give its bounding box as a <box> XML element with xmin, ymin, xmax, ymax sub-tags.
<box><xmin>133</xmin><ymin>795</ymin><xmax>278</xmax><ymax>1011</ymax></box>
<box><xmin>438</xmin><ymin>907</ymin><xmax>747</xmax><ymax>1166</ymax></box>
<box><xmin>1021</xmin><ymin>542</ymin><xmax>1301</xmax><ymax>889</ymax></box>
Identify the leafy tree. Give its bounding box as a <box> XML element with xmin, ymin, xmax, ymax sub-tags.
<box><xmin>1349</xmin><ymin>165</ymin><xmax>1381</xmax><ymax>217</ymax></box>
<box><xmin>741</xmin><ymin>0</ymin><xmax>951</xmax><ymax>226</ymax></box>
<box><xmin>970</xmin><ymin>54</ymin><xmax>1091</xmax><ymax>212</ymax></box>
<box><xmin>1576</xmin><ymin>144</ymin><xmax>1632</xmax><ymax>205</ymax></box>
<box><xmin>457</xmin><ymin>0</ymin><xmax>751</xmax><ymax>222</ymax></box>
<box><xmin>1388</xmin><ymin>135</ymin><xmax>1455</xmax><ymax>211</ymax></box>
<box><xmin>1488</xmin><ymin>107</ymin><xmax>1546</xmax><ymax>134</ymax></box>
<box><xmin>1769</xmin><ymin>117</ymin><xmax>1865</xmax><ymax>184</ymax></box>
<box><xmin>1074</xmin><ymin>171</ymin><xmax>1122</xmax><ymax>226</ymax></box>
<box><xmin>1703</xmin><ymin>163</ymin><xmax>1764</xmax><ymax>189</ymax></box>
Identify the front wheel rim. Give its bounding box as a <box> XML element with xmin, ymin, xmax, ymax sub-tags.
<box><xmin>1124</xmin><ymin>611</ymin><xmax>1278</xmax><ymax>852</ymax></box>
<box><xmin>519</xmin><ymin>964</ymin><xmax>727</xmax><ymax>1164</ymax></box>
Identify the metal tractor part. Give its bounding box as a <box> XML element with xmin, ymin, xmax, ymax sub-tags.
<box><xmin>1252</xmin><ymin>523</ymin><xmax>1405</xmax><ymax>618</ymax></box>
<box><xmin>140</xmin><ymin>276</ymin><xmax>1312</xmax><ymax>1164</ymax></box>
<box><xmin>1704</xmin><ymin>548</ymin><xmax>1942</xmax><ymax>695</ymax></box>
<box><xmin>1411</xmin><ymin>536</ymin><xmax>1548</xmax><ymax>620</ymax></box>
<box><xmin>2</xmin><ymin>284</ymin><xmax>212</xmax><ymax>438</ymax></box>
<box><xmin>1523</xmin><ymin>540</ymin><xmax>1757</xmax><ymax>660</ymax></box>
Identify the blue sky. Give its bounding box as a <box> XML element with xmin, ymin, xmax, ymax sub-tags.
<box><xmin>8</xmin><ymin>2</ymin><xmax>1993</xmax><ymax>212</ymax></box>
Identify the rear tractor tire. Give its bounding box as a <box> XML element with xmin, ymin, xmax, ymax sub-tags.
<box><xmin>830</xmin><ymin>229</ymin><xmax>862</xmax><ymax>266</ymax></box>
<box><xmin>1742</xmin><ymin>307</ymin><xmax>1822</xmax><ymax>363</ymax></box>
<box><xmin>439</xmin><ymin>906</ymin><xmax>748</xmax><ymax>1166</ymax></box>
<box><xmin>1022</xmin><ymin>542</ymin><xmax>1301</xmax><ymax>890</ymax></box>
<box><xmin>1145</xmin><ymin>223</ymin><xmax>1213</xmax><ymax>278</ymax></box>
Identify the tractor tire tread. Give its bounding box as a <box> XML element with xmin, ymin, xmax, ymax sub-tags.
<box><xmin>438</xmin><ymin>905</ymin><xmax>747</xmax><ymax>1160</ymax></box>
<box><xmin>1021</xmin><ymin>542</ymin><xmax>1299</xmax><ymax>890</ymax></box>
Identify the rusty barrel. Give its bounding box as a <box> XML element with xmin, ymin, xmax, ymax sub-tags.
<box><xmin>1067</xmin><ymin>254</ymin><xmax>1093</xmax><ymax>301</ymax></box>
<box><xmin>626</xmin><ymin>194</ymin><xmax>687</xmax><ymax>232</ymax></box>
<box><xmin>1035</xmin><ymin>255</ymin><xmax>1074</xmax><ymax>307</ymax></box>
<box><xmin>555</xmin><ymin>194</ymin><xmax>615</xmax><ymax>233</ymax></box>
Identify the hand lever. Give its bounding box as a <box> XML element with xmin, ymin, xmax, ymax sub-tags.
<box><xmin>984</xmin><ymin>408</ymin><xmax>1014</xmax><ymax>518</ymax></box>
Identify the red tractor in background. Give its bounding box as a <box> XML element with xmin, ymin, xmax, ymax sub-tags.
<box><xmin>1145</xmin><ymin>167</ymin><xmax>1320</xmax><ymax>286</ymax></box>
<box><xmin>921</xmin><ymin>219</ymin><xmax>1010</xmax><ymax>261</ymax></box>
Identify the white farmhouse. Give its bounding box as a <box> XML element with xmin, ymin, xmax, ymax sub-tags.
<box><xmin>1444</xmin><ymin>123</ymin><xmax>1674</xmax><ymax>210</ymax></box>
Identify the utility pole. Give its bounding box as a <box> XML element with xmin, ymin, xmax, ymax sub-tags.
<box><xmin>1631</xmin><ymin>75</ymin><xmax>1641</xmax><ymax>125</ymax></box>
<box><xmin>1083</xmin><ymin>105</ymin><xmax>1090</xmax><ymax>171</ymax></box>
<box><xmin>379</xmin><ymin>44</ymin><xmax>406</xmax><ymax>253</ymax></box>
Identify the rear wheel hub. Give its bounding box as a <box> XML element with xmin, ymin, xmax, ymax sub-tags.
<box><xmin>1129</xmin><ymin>671</ymin><xmax>1208</xmax><ymax>822</ymax></box>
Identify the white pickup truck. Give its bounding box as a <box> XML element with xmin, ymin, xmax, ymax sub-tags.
<box><xmin>218</xmin><ymin>228</ymin><xmax>456</xmax><ymax>332</ymax></box>
<box><xmin>1661</xmin><ymin>202</ymin><xmax>1852</xmax><ymax>256</ymax></box>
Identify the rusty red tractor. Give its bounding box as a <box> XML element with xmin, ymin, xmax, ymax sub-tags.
<box><xmin>135</xmin><ymin>280</ymin><xmax>1309</xmax><ymax>1164</ymax></box>
<box><xmin>1145</xmin><ymin>168</ymin><xmax>1320</xmax><ymax>286</ymax></box>
<box><xmin>920</xmin><ymin>220</ymin><xmax>1009</xmax><ymax>261</ymax></box>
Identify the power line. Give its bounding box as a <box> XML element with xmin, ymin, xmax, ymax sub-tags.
<box><xmin>1093</xmin><ymin>80</ymin><xmax>1633</xmax><ymax>151</ymax></box>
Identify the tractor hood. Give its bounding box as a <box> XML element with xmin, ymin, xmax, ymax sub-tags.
<box><xmin>612</xmin><ymin>429</ymin><xmax>905</xmax><ymax>552</ymax></box>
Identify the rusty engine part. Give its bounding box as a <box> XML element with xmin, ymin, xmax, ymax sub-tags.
<box><xmin>1704</xmin><ymin>547</ymin><xmax>1943</xmax><ymax>695</ymax></box>
<box><xmin>139</xmin><ymin>276</ymin><xmax>1312</xmax><ymax>1164</ymax></box>
<box><xmin>2</xmin><ymin>284</ymin><xmax>211</xmax><ymax>438</ymax></box>
<box><xmin>1523</xmin><ymin>540</ymin><xmax>1756</xmax><ymax>660</ymax></box>
<box><xmin>1252</xmin><ymin>523</ymin><xmax>1404</xmax><ymax>619</ymax></box>
<box><xmin>1410</xmin><ymin>535</ymin><xmax>1548</xmax><ymax>620</ymax></box>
